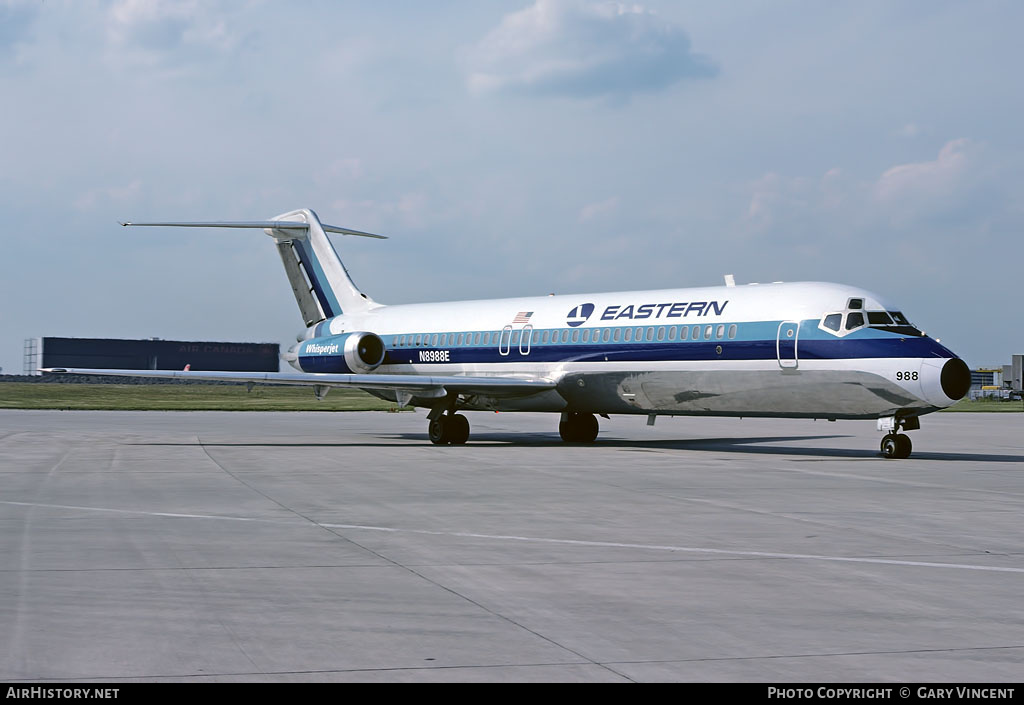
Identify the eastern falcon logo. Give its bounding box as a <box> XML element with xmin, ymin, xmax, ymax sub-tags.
<box><xmin>566</xmin><ymin>303</ymin><xmax>595</xmax><ymax>327</ymax></box>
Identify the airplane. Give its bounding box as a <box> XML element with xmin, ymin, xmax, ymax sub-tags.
<box><xmin>45</xmin><ymin>207</ymin><xmax>971</xmax><ymax>459</ymax></box>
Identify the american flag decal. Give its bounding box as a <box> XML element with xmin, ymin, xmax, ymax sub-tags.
<box><xmin>512</xmin><ymin>311</ymin><xmax>534</xmax><ymax>325</ymax></box>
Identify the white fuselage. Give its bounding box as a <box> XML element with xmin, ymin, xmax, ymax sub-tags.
<box><xmin>291</xmin><ymin>281</ymin><xmax>965</xmax><ymax>420</ymax></box>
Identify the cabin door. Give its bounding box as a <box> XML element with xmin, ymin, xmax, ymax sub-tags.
<box><xmin>519</xmin><ymin>325</ymin><xmax>533</xmax><ymax>356</ymax></box>
<box><xmin>777</xmin><ymin>321</ymin><xmax>800</xmax><ymax>369</ymax></box>
<box><xmin>499</xmin><ymin>325</ymin><xmax>513</xmax><ymax>356</ymax></box>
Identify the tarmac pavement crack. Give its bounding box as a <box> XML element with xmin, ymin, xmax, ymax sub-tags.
<box><xmin>519</xmin><ymin>462</ymin><xmax>1012</xmax><ymax>559</ymax></box>
<box><xmin>11</xmin><ymin>643</ymin><xmax>1023</xmax><ymax>682</ymax></box>
<box><xmin>195</xmin><ymin>436</ymin><xmax>636</xmax><ymax>682</ymax></box>
<box><xmin>145</xmin><ymin>503</ymin><xmax>265</xmax><ymax>676</ymax></box>
<box><xmin>4</xmin><ymin>445</ymin><xmax>74</xmax><ymax>675</ymax></box>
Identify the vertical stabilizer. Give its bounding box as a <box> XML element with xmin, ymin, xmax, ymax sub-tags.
<box><xmin>266</xmin><ymin>209</ymin><xmax>379</xmax><ymax>326</ymax></box>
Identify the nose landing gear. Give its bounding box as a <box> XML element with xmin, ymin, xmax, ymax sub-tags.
<box><xmin>880</xmin><ymin>433</ymin><xmax>912</xmax><ymax>459</ymax></box>
<box><xmin>877</xmin><ymin>415</ymin><xmax>919</xmax><ymax>459</ymax></box>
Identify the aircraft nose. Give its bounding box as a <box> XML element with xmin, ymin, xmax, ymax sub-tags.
<box><xmin>920</xmin><ymin>357</ymin><xmax>970</xmax><ymax>407</ymax></box>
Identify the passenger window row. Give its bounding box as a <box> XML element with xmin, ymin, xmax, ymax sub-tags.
<box><xmin>389</xmin><ymin>324</ymin><xmax>740</xmax><ymax>348</ymax></box>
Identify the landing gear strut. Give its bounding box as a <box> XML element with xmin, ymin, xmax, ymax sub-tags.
<box><xmin>428</xmin><ymin>413</ymin><xmax>470</xmax><ymax>445</ymax></box>
<box><xmin>559</xmin><ymin>412</ymin><xmax>599</xmax><ymax>443</ymax></box>
<box><xmin>877</xmin><ymin>415</ymin><xmax>919</xmax><ymax>459</ymax></box>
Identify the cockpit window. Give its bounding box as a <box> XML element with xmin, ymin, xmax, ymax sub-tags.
<box><xmin>821</xmin><ymin>301</ymin><xmax>921</xmax><ymax>337</ymax></box>
<box><xmin>869</xmin><ymin>310</ymin><xmax>924</xmax><ymax>336</ymax></box>
<box><xmin>822</xmin><ymin>304</ymin><xmax>924</xmax><ymax>338</ymax></box>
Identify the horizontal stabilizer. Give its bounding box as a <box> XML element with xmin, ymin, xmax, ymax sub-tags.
<box><xmin>120</xmin><ymin>208</ymin><xmax>385</xmax><ymax>324</ymax></box>
<box><xmin>120</xmin><ymin>221</ymin><xmax>387</xmax><ymax>239</ymax></box>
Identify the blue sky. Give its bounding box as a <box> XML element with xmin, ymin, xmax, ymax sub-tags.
<box><xmin>1</xmin><ymin>0</ymin><xmax>1021</xmax><ymax>373</ymax></box>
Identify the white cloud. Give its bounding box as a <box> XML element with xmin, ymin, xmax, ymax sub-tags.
<box><xmin>745</xmin><ymin>139</ymin><xmax>986</xmax><ymax>237</ymax></box>
<box><xmin>467</xmin><ymin>0</ymin><xmax>716</xmax><ymax>99</ymax></box>
<box><xmin>105</xmin><ymin>0</ymin><xmax>245</xmax><ymax>68</ymax></box>
<box><xmin>874</xmin><ymin>138</ymin><xmax>975</xmax><ymax>207</ymax></box>
<box><xmin>746</xmin><ymin>172</ymin><xmax>837</xmax><ymax>231</ymax></box>
<box><xmin>109</xmin><ymin>0</ymin><xmax>196</xmax><ymax>44</ymax></box>
<box><xmin>0</xmin><ymin>0</ymin><xmax>39</xmax><ymax>56</ymax></box>
<box><xmin>329</xmin><ymin>193</ymin><xmax>431</xmax><ymax>231</ymax></box>
<box><xmin>73</xmin><ymin>180</ymin><xmax>143</xmax><ymax>211</ymax></box>
<box><xmin>896</xmin><ymin>123</ymin><xmax>922</xmax><ymax>138</ymax></box>
<box><xmin>315</xmin><ymin>158</ymin><xmax>365</xmax><ymax>186</ymax></box>
<box><xmin>579</xmin><ymin>196</ymin><xmax>619</xmax><ymax>222</ymax></box>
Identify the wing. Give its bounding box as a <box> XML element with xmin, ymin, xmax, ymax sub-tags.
<box><xmin>40</xmin><ymin>368</ymin><xmax>556</xmax><ymax>401</ymax></box>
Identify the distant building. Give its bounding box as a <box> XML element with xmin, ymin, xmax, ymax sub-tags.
<box><xmin>970</xmin><ymin>355</ymin><xmax>1022</xmax><ymax>400</ymax></box>
<box><xmin>24</xmin><ymin>337</ymin><xmax>279</xmax><ymax>375</ymax></box>
<box><xmin>970</xmin><ymin>368</ymin><xmax>1003</xmax><ymax>389</ymax></box>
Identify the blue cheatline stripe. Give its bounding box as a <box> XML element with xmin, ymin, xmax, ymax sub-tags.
<box><xmin>292</xmin><ymin>240</ymin><xmax>343</xmax><ymax>318</ymax></box>
<box><xmin>376</xmin><ymin>338</ymin><xmax>949</xmax><ymax>366</ymax></box>
<box><xmin>298</xmin><ymin>320</ymin><xmax>958</xmax><ymax>372</ymax></box>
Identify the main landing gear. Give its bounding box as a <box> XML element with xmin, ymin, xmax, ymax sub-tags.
<box><xmin>877</xmin><ymin>415</ymin><xmax>919</xmax><ymax>459</ymax></box>
<box><xmin>428</xmin><ymin>413</ymin><xmax>470</xmax><ymax>445</ymax></box>
<box><xmin>559</xmin><ymin>412</ymin><xmax>599</xmax><ymax>443</ymax></box>
<box><xmin>426</xmin><ymin>410</ymin><xmax>602</xmax><ymax>445</ymax></box>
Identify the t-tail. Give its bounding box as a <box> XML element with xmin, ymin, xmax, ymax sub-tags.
<box><xmin>121</xmin><ymin>208</ymin><xmax>386</xmax><ymax>327</ymax></box>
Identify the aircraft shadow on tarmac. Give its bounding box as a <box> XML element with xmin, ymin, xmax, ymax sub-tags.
<box><xmin>390</xmin><ymin>433</ymin><xmax>1024</xmax><ymax>462</ymax></box>
<box><xmin>132</xmin><ymin>434</ymin><xmax>1024</xmax><ymax>463</ymax></box>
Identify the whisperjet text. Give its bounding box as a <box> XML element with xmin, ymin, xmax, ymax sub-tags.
<box><xmin>305</xmin><ymin>343</ymin><xmax>340</xmax><ymax>354</ymax></box>
<box><xmin>600</xmin><ymin>300</ymin><xmax>728</xmax><ymax>321</ymax></box>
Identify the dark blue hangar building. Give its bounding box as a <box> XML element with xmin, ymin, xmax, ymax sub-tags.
<box><xmin>32</xmin><ymin>337</ymin><xmax>280</xmax><ymax>373</ymax></box>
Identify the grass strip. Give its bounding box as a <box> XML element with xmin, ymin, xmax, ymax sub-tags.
<box><xmin>0</xmin><ymin>383</ymin><xmax>406</xmax><ymax>412</ymax></box>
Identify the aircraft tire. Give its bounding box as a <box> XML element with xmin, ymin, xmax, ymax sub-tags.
<box><xmin>880</xmin><ymin>433</ymin><xmax>913</xmax><ymax>459</ymax></box>
<box><xmin>428</xmin><ymin>417</ymin><xmax>449</xmax><ymax>445</ymax></box>
<box><xmin>895</xmin><ymin>433</ymin><xmax>912</xmax><ymax>459</ymax></box>
<box><xmin>559</xmin><ymin>412</ymin><xmax>599</xmax><ymax>443</ymax></box>
<box><xmin>880</xmin><ymin>434</ymin><xmax>898</xmax><ymax>458</ymax></box>
<box><xmin>449</xmin><ymin>414</ymin><xmax>470</xmax><ymax>445</ymax></box>
<box><xmin>577</xmin><ymin>413</ymin><xmax>599</xmax><ymax>443</ymax></box>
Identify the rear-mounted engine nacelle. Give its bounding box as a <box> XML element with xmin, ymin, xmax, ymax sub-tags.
<box><xmin>294</xmin><ymin>331</ymin><xmax>386</xmax><ymax>374</ymax></box>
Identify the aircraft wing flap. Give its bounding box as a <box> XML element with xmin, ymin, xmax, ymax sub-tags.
<box><xmin>40</xmin><ymin>368</ymin><xmax>556</xmax><ymax>399</ymax></box>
